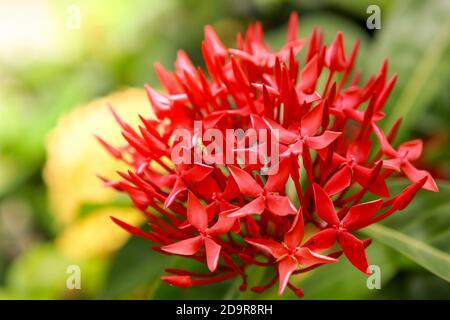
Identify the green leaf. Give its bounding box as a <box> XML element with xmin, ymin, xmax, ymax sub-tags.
<box><xmin>100</xmin><ymin>236</ymin><xmax>172</xmax><ymax>299</ymax></box>
<box><xmin>378</xmin><ymin>272</ymin><xmax>450</xmax><ymax>299</ymax></box>
<box><xmin>363</xmin><ymin>224</ymin><xmax>450</xmax><ymax>283</ymax></box>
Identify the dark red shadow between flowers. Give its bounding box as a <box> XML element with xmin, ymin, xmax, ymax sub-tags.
<box><xmin>98</xmin><ymin>12</ymin><xmax>438</xmax><ymax>298</ymax></box>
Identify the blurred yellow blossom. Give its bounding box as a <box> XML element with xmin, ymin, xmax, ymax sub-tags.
<box><xmin>44</xmin><ymin>88</ymin><xmax>151</xmax><ymax>258</ymax></box>
<box><xmin>56</xmin><ymin>207</ymin><xmax>143</xmax><ymax>260</ymax></box>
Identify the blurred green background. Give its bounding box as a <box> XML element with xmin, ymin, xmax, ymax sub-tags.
<box><xmin>0</xmin><ymin>0</ymin><xmax>449</xmax><ymax>299</ymax></box>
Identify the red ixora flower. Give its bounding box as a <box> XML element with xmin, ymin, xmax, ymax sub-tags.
<box><xmin>99</xmin><ymin>12</ymin><xmax>438</xmax><ymax>298</ymax></box>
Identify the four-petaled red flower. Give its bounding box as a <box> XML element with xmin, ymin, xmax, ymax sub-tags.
<box><xmin>245</xmin><ymin>210</ymin><xmax>337</xmax><ymax>295</ymax></box>
<box><xmin>306</xmin><ymin>184</ymin><xmax>383</xmax><ymax>273</ymax></box>
<box><xmin>162</xmin><ymin>192</ymin><xmax>235</xmax><ymax>272</ymax></box>
<box><xmin>226</xmin><ymin>161</ymin><xmax>297</xmax><ymax>218</ymax></box>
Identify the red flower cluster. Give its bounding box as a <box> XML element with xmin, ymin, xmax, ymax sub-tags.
<box><xmin>99</xmin><ymin>12</ymin><xmax>438</xmax><ymax>297</ymax></box>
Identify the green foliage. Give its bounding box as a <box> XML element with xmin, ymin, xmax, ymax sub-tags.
<box><xmin>101</xmin><ymin>236</ymin><xmax>171</xmax><ymax>299</ymax></box>
<box><xmin>364</xmin><ymin>224</ymin><xmax>450</xmax><ymax>283</ymax></box>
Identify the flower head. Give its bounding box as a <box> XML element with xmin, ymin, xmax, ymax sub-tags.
<box><xmin>99</xmin><ymin>12</ymin><xmax>437</xmax><ymax>297</ymax></box>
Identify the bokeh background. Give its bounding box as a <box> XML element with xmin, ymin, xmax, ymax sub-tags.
<box><xmin>0</xmin><ymin>0</ymin><xmax>449</xmax><ymax>299</ymax></box>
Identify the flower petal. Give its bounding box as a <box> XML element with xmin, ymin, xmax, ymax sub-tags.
<box><xmin>325</xmin><ymin>32</ymin><xmax>347</xmax><ymax>71</ymax></box>
<box><xmin>305</xmin><ymin>131</ymin><xmax>341</xmax><ymax>150</ymax></box>
<box><xmin>382</xmin><ymin>158</ymin><xmax>402</xmax><ymax>171</ymax></box>
<box><xmin>342</xmin><ymin>199</ymin><xmax>384</xmax><ymax>231</ymax></box>
<box><xmin>175</xmin><ymin>50</ymin><xmax>196</xmax><ymax>77</ymax></box>
<box><xmin>208</xmin><ymin>215</ymin><xmax>236</xmax><ymax>236</ymax></box>
<box><xmin>375</xmin><ymin>73</ymin><xmax>397</xmax><ymax>111</ymax></box>
<box><xmin>402</xmin><ymin>161</ymin><xmax>438</xmax><ymax>192</ymax></box>
<box><xmin>301</xmin><ymin>102</ymin><xmax>324</xmax><ymax>137</ymax></box>
<box><xmin>182</xmin><ymin>164</ymin><xmax>214</xmax><ymax>183</ymax></box>
<box><xmin>284</xmin><ymin>209</ymin><xmax>304</xmax><ymax>249</ymax></box>
<box><xmin>277</xmin><ymin>256</ymin><xmax>298</xmax><ymax>295</ymax></box>
<box><xmin>346</xmin><ymin>141</ymin><xmax>371</xmax><ymax>164</ymax></box>
<box><xmin>324</xmin><ymin>165</ymin><xmax>352</xmax><ymax>196</ymax></box>
<box><xmin>226</xmin><ymin>197</ymin><xmax>266</xmax><ymax>218</ymax></box>
<box><xmin>222</xmin><ymin>176</ymin><xmax>241</xmax><ymax>201</ymax></box>
<box><xmin>244</xmin><ymin>238</ymin><xmax>286</xmax><ymax>259</ymax></box>
<box><xmin>303</xmin><ymin>228</ymin><xmax>338</xmax><ymax>251</ymax></box>
<box><xmin>299</xmin><ymin>54</ymin><xmax>320</xmax><ymax>93</ymax></box>
<box><xmin>266</xmin><ymin>194</ymin><xmax>297</xmax><ymax>216</ymax></box>
<box><xmin>372</xmin><ymin>123</ymin><xmax>398</xmax><ymax>158</ymax></box>
<box><xmin>286</xmin><ymin>12</ymin><xmax>299</xmax><ymax>43</ymax></box>
<box><xmin>228</xmin><ymin>165</ymin><xmax>263</xmax><ymax>197</ymax></box>
<box><xmin>204</xmin><ymin>25</ymin><xmax>228</xmax><ymax>58</ymax></box>
<box><xmin>164</xmin><ymin>178</ymin><xmax>186</xmax><ymax>208</ymax></box>
<box><xmin>264</xmin><ymin>158</ymin><xmax>291</xmax><ymax>193</ymax></box>
<box><xmin>312</xmin><ymin>183</ymin><xmax>340</xmax><ymax>226</ymax></box>
<box><xmin>286</xmin><ymin>140</ymin><xmax>304</xmax><ymax>156</ymax></box>
<box><xmin>161</xmin><ymin>236</ymin><xmax>203</xmax><ymax>256</ymax></box>
<box><xmin>398</xmin><ymin>139</ymin><xmax>422</xmax><ymax>161</ymax></box>
<box><xmin>392</xmin><ymin>177</ymin><xmax>427</xmax><ymax>210</ymax></box>
<box><xmin>187</xmin><ymin>192</ymin><xmax>208</xmax><ymax>232</ymax></box>
<box><xmin>144</xmin><ymin>85</ymin><xmax>172</xmax><ymax>116</ymax></box>
<box><xmin>339</xmin><ymin>232</ymin><xmax>370</xmax><ymax>274</ymax></box>
<box><xmin>229</xmin><ymin>48</ymin><xmax>259</xmax><ymax>66</ymax></box>
<box><xmin>204</xmin><ymin>237</ymin><xmax>221</xmax><ymax>272</ymax></box>
<box><xmin>295</xmin><ymin>247</ymin><xmax>337</xmax><ymax>267</ymax></box>
<box><xmin>353</xmin><ymin>164</ymin><xmax>390</xmax><ymax>197</ymax></box>
<box><xmin>261</xmin><ymin>116</ymin><xmax>297</xmax><ymax>144</ymax></box>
